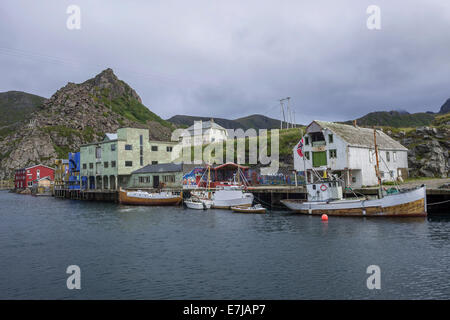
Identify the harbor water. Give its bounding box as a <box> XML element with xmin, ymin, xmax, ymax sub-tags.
<box><xmin>0</xmin><ymin>190</ymin><xmax>449</xmax><ymax>299</ymax></box>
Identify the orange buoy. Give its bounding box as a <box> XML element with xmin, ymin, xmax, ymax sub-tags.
<box><xmin>321</xmin><ymin>214</ymin><xmax>328</xmax><ymax>221</ymax></box>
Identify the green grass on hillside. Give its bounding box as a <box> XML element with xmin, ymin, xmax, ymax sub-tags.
<box><xmin>99</xmin><ymin>88</ymin><xmax>172</xmax><ymax>128</ymax></box>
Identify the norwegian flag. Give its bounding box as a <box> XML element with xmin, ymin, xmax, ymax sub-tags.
<box><xmin>296</xmin><ymin>138</ymin><xmax>304</xmax><ymax>157</ymax></box>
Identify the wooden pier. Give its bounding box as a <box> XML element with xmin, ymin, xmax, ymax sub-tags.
<box><xmin>52</xmin><ymin>185</ymin><xmax>449</xmax><ymax>214</ymax></box>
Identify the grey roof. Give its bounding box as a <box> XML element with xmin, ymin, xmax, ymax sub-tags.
<box><xmin>104</xmin><ymin>133</ymin><xmax>118</xmax><ymax>140</ymax></box>
<box><xmin>312</xmin><ymin>120</ymin><xmax>408</xmax><ymax>151</ymax></box>
<box><xmin>187</xmin><ymin>120</ymin><xmax>227</xmax><ymax>132</ymax></box>
<box><xmin>132</xmin><ymin>163</ymin><xmax>183</xmax><ymax>174</ymax></box>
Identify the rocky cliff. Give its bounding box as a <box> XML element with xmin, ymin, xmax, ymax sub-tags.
<box><xmin>0</xmin><ymin>68</ymin><xmax>173</xmax><ymax>179</ymax></box>
<box><xmin>386</xmin><ymin>126</ymin><xmax>449</xmax><ymax>178</ymax></box>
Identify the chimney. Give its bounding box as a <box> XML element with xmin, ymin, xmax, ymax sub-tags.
<box><xmin>353</xmin><ymin>120</ymin><xmax>357</xmax><ymax>127</ymax></box>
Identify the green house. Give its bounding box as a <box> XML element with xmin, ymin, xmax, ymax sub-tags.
<box><xmin>80</xmin><ymin>128</ymin><xmax>177</xmax><ymax>190</ymax></box>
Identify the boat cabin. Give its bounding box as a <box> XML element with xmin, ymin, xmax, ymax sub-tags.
<box><xmin>306</xmin><ymin>179</ymin><xmax>343</xmax><ymax>202</ymax></box>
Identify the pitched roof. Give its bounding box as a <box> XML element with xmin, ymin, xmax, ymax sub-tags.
<box><xmin>104</xmin><ymin>133</ymin><xmax>118</xmax><ymax>141</ymax></box>
<box><xmin>311</xmin><ymin>120</ymin><xmax>408</xmax><ymax>151</ymax></box>
<box><xmin>186</xmin><ymin>120</ymin><xmax>227</xmax><ymax>133</ymax></box>
<box><xmin>132</xmin><ymin>163</ymin><xmax>183</xmax><ymax>174</ymax></box>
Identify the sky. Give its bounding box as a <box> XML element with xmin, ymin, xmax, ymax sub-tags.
<box><xmin>1</xmin><ymin>0</ymin><xmax>449</xmax><ymax>124</ymax></box>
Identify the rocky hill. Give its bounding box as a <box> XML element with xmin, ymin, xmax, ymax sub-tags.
<box><xmin>385</xmin><ymin>126</ymin><xmax>449</xmax><ymax>178</ymax></box>
<box><xmin>168</xmin><ymin>114</ymin><xmax>295</xmax><ymax>130</ymax></box>
<box><xmin>439</xmin><ymin>98</ymin><xmax>450</xmax><ymax>114</ymax></box>
<box><xmin>0</xmin><ymin>68</ymin><xmax>173</xmax><ymax>179</ymax></box>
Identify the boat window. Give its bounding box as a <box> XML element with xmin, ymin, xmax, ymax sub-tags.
<box><xmin>312</xmin><ymin>185</ymin><xmax>316</xmax><ymax>190</ymax></box>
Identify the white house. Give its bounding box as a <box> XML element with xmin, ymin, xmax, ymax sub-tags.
<box><xmin>293</xmin><ymin>120</ymin><xmax>409</xmax><ymax>188</ymax></box>
<box><xmin>183</xmin><ymin>119</ymin><xmax>229</xmax><ymax>146</ymax></box>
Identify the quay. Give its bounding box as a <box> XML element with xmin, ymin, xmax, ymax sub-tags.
<box><xmin>51</xmin><ymin>185</ymin><xmax>450</xmax><ymax>214</ymax></box>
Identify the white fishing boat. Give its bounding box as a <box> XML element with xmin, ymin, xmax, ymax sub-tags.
<box><xmin>281</xmin><ymin>127</ymin><xmax>426</xmax><ymax>217</ymax></box>
<box><xmin>184</xmin><ymin>198</ymin><xmax>213</xmax><ymax>210</ymax></box>
<box><xmin>281</xmin><ymin>181</ymin><xmax>426</xmax><ymax>217</ymax></box>
<box><xmin>212</xmin><ymin>186</ymin><xmax>254</xmax><ymax>209</ymax></box>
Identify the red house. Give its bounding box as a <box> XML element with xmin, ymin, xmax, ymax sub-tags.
<box><xmin>15</xmin><ymin>164</ymin><xmax>55</xmax><ymax>189</ymax></box>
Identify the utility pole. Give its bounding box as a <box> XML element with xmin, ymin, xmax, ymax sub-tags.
<box><xmin>286</xmin><ymin>97</ymin><xmax>292</xmax><ymax>128</ymax></box>
<box><xmin>280</xmin><ymin>99</ymin><xmax>286</xmax><ymax>129</ymax></box>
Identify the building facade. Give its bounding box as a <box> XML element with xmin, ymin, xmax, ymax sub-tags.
<box><xmin>68</xmin><ymin>152</ymin><xmax>81</xmax><ymax>190</ymax></box>
<box><xmin>293</xmin><ymin>121</ymin><xmax>408</xmax><ymax>188</ymax></box>
<box><xmin>54</xmin><ymin>159</ymin><xmax>69</xmax><ymax>190</ymax></box>
<box><xmin>128</xmin><ymin>163</ymin><xmax>183</xmax><ymax>189</ymax></box>
<box><xmin>14</xmin><ymin>164</ymin><xmax>55</xmax><ymax>189</ymax></box>
<box><xmin>183</xmin><ymin>119</ymin><xmax>229</xmax><ymax>146</ymax></box>
<box><xmin>80</xmin><ymin>128</ymin><xmax>176</xmax><ymax>190</ymax></box>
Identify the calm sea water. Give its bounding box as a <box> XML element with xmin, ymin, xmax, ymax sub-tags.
<box><xmin>0</xmin><ymin>190</ymin><xmax>449</xmax><ymax>299</ymax></box>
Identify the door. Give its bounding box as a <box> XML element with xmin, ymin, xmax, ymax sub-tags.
<box><xmin>153</xmin><ymin>175</ymin><xmax>160</xmax><ymax>188</ymax></box>
<box><xmin>312</xmin><ymin>151</ymin><xmax>327</xmax><ymax>167</ymax></box>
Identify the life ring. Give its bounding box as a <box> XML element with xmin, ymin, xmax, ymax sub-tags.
<box><xmin>320</xmin><ymin>184</ymin><xmax>327</xmax><ymax>192</ymax></box>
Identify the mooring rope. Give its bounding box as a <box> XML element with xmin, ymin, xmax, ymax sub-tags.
<box><xmin>427</xmin><ymin>199</ymin><xmax>450</xmax><ymax>206</ymax></box>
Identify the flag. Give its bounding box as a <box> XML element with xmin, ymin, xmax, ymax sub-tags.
<box><xmin>296</xmin><ymin>138</ymin><xmax>304</xmax><ymax>157</ymax></box>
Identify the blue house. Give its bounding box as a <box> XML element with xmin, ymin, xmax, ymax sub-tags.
<box><xmin>68</xmin><ymin>152</ymin><xmax>81</xmax><ymax>190</ymax></box>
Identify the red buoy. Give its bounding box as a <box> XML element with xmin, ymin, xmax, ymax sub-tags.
<box><xmin>321</xmin><ymin>214</ymin><xmax>328</xmax><ymax>221</ymax></box>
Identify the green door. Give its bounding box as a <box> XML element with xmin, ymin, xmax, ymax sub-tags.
<box><xmin>312</xmin><ymin>151</ymin><xmax>327</xmax><ymax>167</ymax></box>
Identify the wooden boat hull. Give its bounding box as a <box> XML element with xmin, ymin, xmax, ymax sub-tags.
<box><xmin>119</xmin><ymin>189</ymin><xmax>182</xmax><ymax>206</ymax></box>
<box><xmin>281</xmin><ymin>186</ymin><xmax>427</xmax><ymax>217</ymax></box>
<box><xmin>231</xmin><ymin>206</ymin><xmax>266</xmax><ymax>214</ymax></box>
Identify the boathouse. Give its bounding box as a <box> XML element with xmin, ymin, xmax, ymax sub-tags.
<box><xmin>293</xmin><ymin>120</ymin><xmax>408</xmax><ymax>188</ymax></box>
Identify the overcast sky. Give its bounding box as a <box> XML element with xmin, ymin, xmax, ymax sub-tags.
<box><xmin>1</xmin><ymin>0</ymin><xmax>449</xmax><ymax>123</ymax></box>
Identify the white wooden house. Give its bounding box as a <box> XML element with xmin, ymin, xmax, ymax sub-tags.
<box><xmin>293</xmin><ymin>120</ymin><xmax>409</xmax><ymax>188</ymax></box>
<box><xmin>183</xmin><ymin>119</ymin><xmax>229</xmax><ymax>146</ymax></box>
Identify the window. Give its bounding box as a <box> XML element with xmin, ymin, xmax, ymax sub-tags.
<box><xmin>111</xmin><ymin>144</ymin><xmax>116</xmax><ymax>151</ymax></box>
<box><xmin>151</xmin><ymin>146</ymin><xmax>158</xmax><ymax>151</ymax></box>
<box><xmin>96</xmin><ymin>147</ymin><xmax>101</xmax><ymax>159</ymax></box>
<box><xmin>328</xmin><ymin>134</ymin><xmax>333</xmax><ymax>143</ymax></box>
<box><xmin>386</xmin><ymin>151</ymin><xmax>390</xmax><ymax>162</ymax></box>
<box><xmin>104</xmin><ymin>162</ymin><xmax>109</xmax><ymax>168</ymax></box>
<box><xmin>163</xmin><ymin>175</ymin><xmax>175</xmax><ymax>183</ymax></box>
<box><xmin>111</xmin><ymin>161</ymin><xmax>116</xmax><ymax>168</ymax></box>
<box><xmin>393</xmin><ymin>152</ymin><xmax>397</xmax><ymax>162</ymax></box>
<box><xmin>125</xmin><ymin>144</ymin><xmax>132</xmax><ymax>150</ymax></box>
<box><xmin>352</xmin><ymin>177</ymin><xmax>356</xmax><ymax>183</ymax></box>
<box><xmin>83</xmin><ymin>164</ymin><xmax>87</xmax><ymax>169</ymax></box>
<box><xmin>145</xmin><ymin>177</ymin><xmax>151</xmax><ymax>183</ymax></box>
<box><xmin>152</xmin><ymin>161</ymin><xmax>158</xmax><ymax>165</ymax></box>
<box><xmin>139</xmin><ymin>177</ymin><xmax>145</xmax><ymax>183</ymax></box>
<box><xmin>125</xmin><ymin>161</ymin><xmax>133</xmax><ymax>167</ymax></box>
<box><xmin>140</xmin><ymin>135</ymin><xmax>143</xmax><ymax>145</ymax></box>
<box><xmin>329</xmin><ymin>149</ymin><xmax>337</xmax><ymax>158</ymax></box>
<box><xmin>89</xmin><ymin>163</ymin><xmax>94</xmax><ymax>169</ymax></box>
<box><xmin>369</xmin><ymin>149</ymin><xmax>374</xmax><ymax>163</ymax></box>
<box><xmin>166</xmin><ymin>146</ymin><xmax>173</xmax><ymax>152</ymax></box>
<box><xmin>37</xmin><ymin>170</ymin><xmax>40</xmax><ymax>179</ymax></box>
<box><xmin>139</xmin><ymin>135</ymin><xmax>144</xmax><ymax>166</ymax></box>
<box><xmin>305</xmin><ymin>151</ymin><xmax>310</xmax><ymax>160</ymax></box>
<box><xmin>305</xmin><ymin>136</ymin><xmax>309</xmax><ymax>145</ymax></box>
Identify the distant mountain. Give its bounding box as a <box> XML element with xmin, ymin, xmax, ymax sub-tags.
<box><xmin>0</xmin><ymin>68</ymin><xmax>173</xmax><ymax>179</ymax></box>
<box><xmin>168</xmin><ymin>114</ymin><xmax>294</xmax><ymax>130</ymax></box>
<box><xmin>345</xmin><ymin>110</ymin><xmax>436</xmax><ymax>127</ymax></box>
<box><xmin>0</xmin><ymin>91</ymin><xmax>47</xmax><ymax>128</ymax></box>
<box><xmin>439</xmin><ymin>98</ymin><xmax>450</xmax><ymax>114</ymax></box>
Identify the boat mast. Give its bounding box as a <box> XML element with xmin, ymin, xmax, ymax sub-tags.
<box><xmin>373</xmin><ymin>127</ymin><xmax>383</xmax><ymax>198</ymax></box>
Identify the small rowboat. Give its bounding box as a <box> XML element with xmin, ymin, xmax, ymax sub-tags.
<box><xmin>185</xmin><ymin>198</ymin><xmax>212</xmax><ymax>210</ymax></box>
<box><xmin>231</xmin><ymin>204</ymin><xmax>266</xmax><ymax>214</ymax></box>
